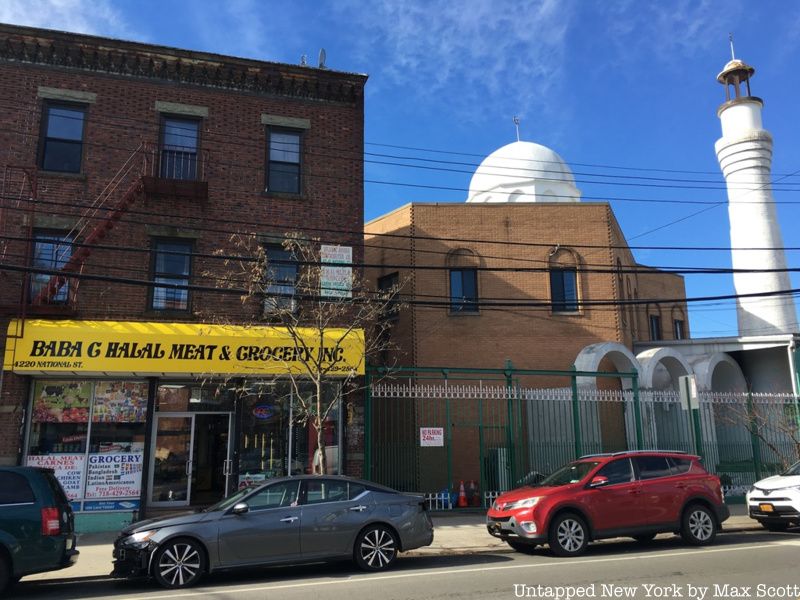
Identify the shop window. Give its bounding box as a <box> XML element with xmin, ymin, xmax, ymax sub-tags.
<box><xmin>151</xmin><ymin>239</ymin><xmax>192</xmax><ymax>311</ymax></box>
<box><xmin>266</xmin><ymin>129</ymin><xmax>301</xmax><ymax>194</ymax></box>
<box><xmin>449</xmin><ymin>268</ymin><xmax>478</xmax><ymax>313</ymax></box>
<box><xmin>649</xmin><ymin>315</ymin><xmax>662</xmax><ymax>341</ymax></box>
<box><xmin>156</xmin><ymin>384</ymin><xmax>235</xmax><ymax>412</ymax></box>
<box><xmin>30</xmin><ymin>231</ymin><xmax>73</xmax><ymax>304</ymax></box>
<box><xmin>550</xmin><ymin>267</ymin><xmax>578</xmax><ymax>312</ymax></box>
<box><xmin>160</xmin><ymin>117</ymin><xmax>199</xmax><ymax>180</ymax></box>
<box><xmin>263</xmin><ymin>245</ymin><xmax>298</xmax><ymax>314</ymax></box>
<box><xmin>39</xmin><ymin>102</ymin><xmax>86</xmax><ymax>173</ymax></box>
<box><xmin>25</xmin><ymin>380</ymin><xmax>148</xmax><ymax>505</ymax></box>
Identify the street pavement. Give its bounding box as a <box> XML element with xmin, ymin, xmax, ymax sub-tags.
<box><xmin>23</xmin><ymin>505</ymin><xmax>756</xmax><ymax>583</ymax></box>
<box><xmin>11</xmin><ymin>525</ymin><xmax>800</xmax><ymax>600</ymax></box>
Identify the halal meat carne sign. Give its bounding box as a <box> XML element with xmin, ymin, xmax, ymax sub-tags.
<box><xmin>5</xmin><ymin>320</ymin><xmax>365</xmax><ymax>376</ymax></box>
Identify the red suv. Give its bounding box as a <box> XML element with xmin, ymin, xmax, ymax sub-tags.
<box><xmin>487</xmin><ymin>451</ymin><xmax>729</xmax><ymax>556</ymax></box>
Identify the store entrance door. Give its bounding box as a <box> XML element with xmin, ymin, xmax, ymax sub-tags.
<box><xmin>148</xmin><ymin>413</ymin><xmax>232</xmax><ymax>507</ymax></box>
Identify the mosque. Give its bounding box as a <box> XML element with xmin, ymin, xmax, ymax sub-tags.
<box><xmin>366</xmin><ymin>55</ymin><xmax>800</xmax><ymax>397</ymax></box>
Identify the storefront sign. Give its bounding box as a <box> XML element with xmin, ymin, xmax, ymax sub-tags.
<box><xmin>26</xmin><ymin>454</ymin><xmax>86</xmax><ymax>500</ymax></box>
<box><xmin>85</xmin><ymin>451</ymin><xmax>144</xmax><ymax>499</ymax></box>
<box><xmin>320</xmin><ymin>244</ymin><xmax>353</xmax><ymax>298</ymax></box>
<box><xmin>5</xmin><ymin>320</ymin><xmax>364</xmax><ymax>376</ymax></box>
<box><xmin>82</xmin><ymin>500</ymin><xmax>140</xmax><ymax>512</ymax></box>
<box><xmin>420</xmin><ymin>427</ymin><xmax>444</xmax><ymax>447</ymax></box>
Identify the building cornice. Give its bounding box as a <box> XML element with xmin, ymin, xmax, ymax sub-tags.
<box><xmin>0</xmin><ymin>24</ymin><xmax>366</xmax><ymax>106</ymax></box>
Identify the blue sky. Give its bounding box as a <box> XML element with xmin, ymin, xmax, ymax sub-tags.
<box><xmin>3</xmin><ymin>0</ymin><xmax>800</xmax><ymax>338</ymax></box>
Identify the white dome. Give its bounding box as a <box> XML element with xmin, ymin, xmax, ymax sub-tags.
<box><xmin>466</xmin><ymin>141</ymin><xmax>581</xmax><ymax>203</ymax></box>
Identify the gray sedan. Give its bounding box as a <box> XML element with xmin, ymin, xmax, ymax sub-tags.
<box><xmin>111</xmin><ymin>475</ymin><xmax>434</xmax><ymax>589</ymax></box>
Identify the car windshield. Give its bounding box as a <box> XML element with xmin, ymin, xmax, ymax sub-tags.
<box><xmin>539</xmin><ymin>461</ymin><xmax>600</xmax><ymax>486</ymax></box>
<box><xmin>202</xmin><ymin>486</ymin><xmax>256</xmax><ymax>512</ymax></box>
<box><xmin>781</xmin><ymin>461</ymin><xmax>800</xmax><ymax>476</ymax></box>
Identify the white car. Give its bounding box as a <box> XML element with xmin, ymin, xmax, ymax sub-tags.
<box><xmin>746</xmin><ymin>461</ymin><xmax>800</xmax><ymax>531</ymax></box>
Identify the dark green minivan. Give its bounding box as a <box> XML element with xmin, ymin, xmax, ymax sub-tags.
<box><xmin>0</xmin><ymin>467</ymin><xmax>78</xmax><ymax>592</ymax></box>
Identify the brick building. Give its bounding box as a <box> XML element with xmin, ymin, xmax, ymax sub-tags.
<box><xmin>365</xmin><ymin>142</ymin><xmax>690</xmax><ymax>381</ymax></box>
<box><xmin>0</xmin><ymin>24</ymin><xmax>367</xmax><ymax>529</ymax></box>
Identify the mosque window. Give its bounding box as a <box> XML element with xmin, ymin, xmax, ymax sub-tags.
<box><xmin>449</xmin><ymin>269</ymin><xmax>478</xmax><ymax>313</ymax></box>
<box><xmin>674</xmin><ymin>319</ymin><xmax>685</xmax><ymax>340</ymax></box>
<box><xmin>649</xmin><ymin>315</ymin><xmax>662</xmax><ymax>341</ymax></box>
<box><xmin>550</xmin><ymin>268</ymin><xmax>578</xmax><ymax>312</ymax></box>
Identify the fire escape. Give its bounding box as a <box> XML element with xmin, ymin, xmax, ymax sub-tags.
<box><xmin>1</xmin><ymin>143</ymin><xmax>208</xmax><ymax>320</ymax></box>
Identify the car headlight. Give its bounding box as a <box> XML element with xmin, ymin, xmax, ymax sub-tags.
<box><xmin>123</xmin><ymin>529</ymin><xmax>158</xmax><ymax>548</ymax></box>
<box><xmin>506</xmin><ymin>497</ymin><xmax>541</xmax><ymax>510</ymax></box>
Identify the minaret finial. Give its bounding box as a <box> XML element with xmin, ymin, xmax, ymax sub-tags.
<box><xmin>729</xmin><ymin>32</ymin><xmax>736</xmax><ymax>60</ymax></box>
<box><xmin>512</xmin><ymin>115</ymin><xmax>520</xmax><ymax>142</ymax></box>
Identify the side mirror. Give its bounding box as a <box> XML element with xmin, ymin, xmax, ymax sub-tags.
<box><xmin>588</xmin><ymin>475</ymin><xmax>609</xmax><ymax>488</ymax></box>
<box><xmin>231</xmin><ymin>502</ymin><xmax>249</xmax><ymax>515</ymax></box>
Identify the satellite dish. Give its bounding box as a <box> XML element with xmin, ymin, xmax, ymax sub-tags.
<box><xmin>318</xmin><ymin>48</ymin><xmax>327</xmax><ymax>69</ymax></box>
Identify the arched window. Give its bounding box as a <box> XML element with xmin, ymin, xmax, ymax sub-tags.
<box><xmin>616</xmin><ymin>259</ymin><xmax>626</xmax><ymax>325</ymax></box>
<box><xmin>548</xmin><ymin>247</ymin><xmax>580</xmax><ymax>313</ymax></box>
<box><xmin>446</xmin><ymin>248</ymin><xmax>479</xmax><ymax>313</ymax></box>
<box><xmin>670</xmin><ymin>306</ymin><xmax>686</xmax><ymax>340</ymax></box>
<box><xmin>647</xmin><ymin>304</ymin><xmax>663</xmax><ymax>341</ymax></box>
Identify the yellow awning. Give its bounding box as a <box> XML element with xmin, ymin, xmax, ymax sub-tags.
<box><xmin>4</xmin><ymin>319</ymin><xmax>364</xmax><ymax>377</ymax></box>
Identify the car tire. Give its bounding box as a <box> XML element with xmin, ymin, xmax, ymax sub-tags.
<box><xmin>633</xmin><ymin>533</ymin><xmax>657</xmax><ymax>543</ymax></box>
<box><xmin>680</xmin><ymin>504</ymin><xmax>717</xmax><ymax>546</ymax></box>
<box><xmin>548</xmin><ymin>513</ymin><xmax>589</xmax><ymax>557</ymax></box>
<box><xmin>354</xmin><ymin>524</ymin><xmax>398</xmax><ymax>571</ymax></box>
<box><xmin>152</xmin><ymin>537</ymin><xmax>206</xmax><ymax>589</ymax></box>
<box><xmin>507</xmin><ymin>540</ymin><xmax>539</xmax><ymax>553</ymax></box>
<box><xmin>761</xmin><ymin>521</ymin><xmax>789</xmax><ymax>532</ymax></box>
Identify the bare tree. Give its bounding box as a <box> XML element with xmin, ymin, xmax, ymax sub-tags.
<box><xmin>208</xmin><ymin>232</ymin><xmax>406</xmax><ymax>475</ymax></box>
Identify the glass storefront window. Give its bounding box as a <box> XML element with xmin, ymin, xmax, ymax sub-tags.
<box><xmin>157</xmin><ymin>383</ymin><xmax>235</xmax><ymax>412</ymax></box>
<box><xmin>26</xmin><ymin>380</ymin><xmax>149</xmax><ymax>506</ymax></box>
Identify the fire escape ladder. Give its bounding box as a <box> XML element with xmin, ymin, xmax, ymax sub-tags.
<box><xmin>30</xmin><ymin>143</ymin><xmax>151</xmax><ymax>305</ymax></box>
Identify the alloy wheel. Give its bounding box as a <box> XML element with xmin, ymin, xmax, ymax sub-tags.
<box><xmin>359</xmin><ymin>527</ymin><xmax>397</xmax><ymax>569</ymax></box>
<box><xmin>157</xmin><ymin>542</ymin><xmax>202</xmax><ymax>588</ymax></box>
<box><xmin>688</xmin><ymin>509</ymin><xmax>714</xmax><ymax>541</ymax></box>
<box><xmin>556</xmin><ymin>518</ymin><xmax>585</xmax><ymax>553</ymax></box>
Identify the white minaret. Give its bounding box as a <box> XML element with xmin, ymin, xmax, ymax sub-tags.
<box><xmin>715</xmin><ymin>54</ymin><xmax>798</xmax><ymax>336</ymax></box>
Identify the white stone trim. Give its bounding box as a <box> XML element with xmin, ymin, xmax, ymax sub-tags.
<box><xmin>155</xmin><ymin>101</ymin><xmax>208</xmax><ymax>118</ymax></box>
<box><xmin>38</xmin><ymin>86</ymin><xmax>96</xmax><ymax>104</ymax></box>
<box><xmin>261</xmin><ymin>114</ymin><xmax>311</xmax><ymax>129</ymax></box>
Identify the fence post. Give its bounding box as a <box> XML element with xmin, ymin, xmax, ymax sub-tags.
<box><xmin>504</xmin><ymin>360</ymin><xmax>516</xmax><ymax>485</ymax></box>
<box><xmin>365</xmin><ymin>365</ymin><xmax>373</xmax><ymax>480</ymax></box>
<box><xmin>443</xmin><ymin>370</ymin><xmax>453</xmax><ymax>498</ymax></box>
<box><xmin>746</xmin><ymin>391</ymin><xmax>763</xmax><ymax>480</ymax></box>
<box><xmin>632</xmin><ymin>372</ymin><xmax>643</xmax><ymax>450</ymax></box>
<box><xmin>570</xmin><ymin>365</ymin><xmax>582</xmax><ymax>458</ymax></box>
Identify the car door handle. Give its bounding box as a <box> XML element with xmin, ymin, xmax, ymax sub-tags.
<box><xmin>349</xmin><ymin>505</ymin><xmax>368</xmax><ymax>512</ymax></box>
<box><xmin>280</xmin><ymin>516</ymin><xmax>299</xmax><ymax>523</ymax></box>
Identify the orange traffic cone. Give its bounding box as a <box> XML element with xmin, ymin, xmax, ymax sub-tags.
<box><xmin>471</xmin><ymin>480</ymin><xmax>481</xmax><ymax>507</ymax></box>
<box><xmin>457</xmin><ymin>480</ymin><xmax>468</xmax><ymax>508</ymax></box>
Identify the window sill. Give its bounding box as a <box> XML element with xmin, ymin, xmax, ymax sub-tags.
<box><xmin>448</xmin><ymin>310</ymin><xmax>480</xmax><ymax>317</ymax></box>
<box><xmin>551</xmin><ymin>310</ymin><xmax>583</xmax><ymax>316</ymax></box>
<box><xmin>261</xmin><ymin>190</ymin><xmax>307</xmax><ymax>201</ymax></box>
<box><xmin>37</xmin><ymin>170</ymin><xmax>87</xmax><ymax>180</ymax></box>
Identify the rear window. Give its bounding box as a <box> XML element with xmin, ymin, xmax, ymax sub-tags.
<box><xmin>635</xmin><ymin>456</ymin><xmax>672</xmax><ymax>479</ymax></box>
<box><xmin>668</xmin><ymin>457</ymin><xmax>692</xmax><ymax>475</ymax></box>
<box><xmin>0</xmin><ymin>472</ymin><xmax>36</xmax><ymax>504</ymax></box>
<box><xmin>42</xmin><ymin>470</ymin><xmax>70</xmax><ymax>505</ymax></box>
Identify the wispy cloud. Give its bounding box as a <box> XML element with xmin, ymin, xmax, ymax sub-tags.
<box><xmin>0</xmin><ymin>0</ymin><xmax>136</xmax><ymax>39</ymax></box>
<box><xmin>337</xmin><ymin>0</ymin><xmax>573</xmax><ymax>123</ymax></box>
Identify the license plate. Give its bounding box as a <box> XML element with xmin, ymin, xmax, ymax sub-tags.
<box><xmin>759</xmin><ymin>503</ymin><xmax>774</xmax><ymax>512</ymax></box>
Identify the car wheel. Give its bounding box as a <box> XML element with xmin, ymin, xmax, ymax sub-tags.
<box><xmin>354</xmin><ymin>524</ymin><xmax>398</xmax><ymax>571</ymax></box>
<box><xmin>152</xmin><ymin>538</ymin><xmax>206</xmax><ymax>589</ymax></box>
<box><xmin>548</xmin><ymin>513</ymin><xmax>589</xmax><ymax>557</ymax></box>
<box><xmin>633</xmin><ymin>533</ymin><xmax>657</xmax><ymax>543</ymax></box>
<box><xmin>680</xmin><ymin>504</ymin><xmax>717</xmax><ymax>546</ymax></box>
<box><xmin>507</xmin><ymin>540</ymin><xmax>539</xmax><ymax>553</ymax></box>
<box><xmin>761</xmin><ymin>521</ymin><xmax>789</xmax><ymax>532</ymax></box>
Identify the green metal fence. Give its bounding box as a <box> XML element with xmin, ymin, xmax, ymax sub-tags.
<box><xmin>365</xmin><ymin>365</ymin><xmax>800</xmax><ymax>507</ymax></box>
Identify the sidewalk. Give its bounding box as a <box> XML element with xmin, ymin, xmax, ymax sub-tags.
<box><xmin>25</xmin><ymin>505</ymin><xmax>757</xmax><ymax>582</ymax></box>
